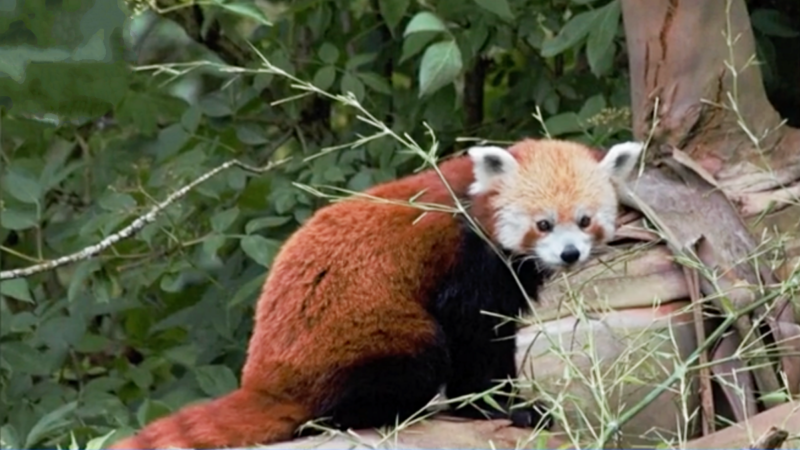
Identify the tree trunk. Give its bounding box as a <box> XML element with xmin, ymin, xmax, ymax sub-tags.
<box><xmin>621</xmin><ymin>0</ymin><xmax>800</xmax><ymax>215</ymax></box>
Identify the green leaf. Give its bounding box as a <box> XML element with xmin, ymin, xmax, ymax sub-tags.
<box><xmin>245</xmin><ymin>216</ymin><xmax>292</xmax><ymax>234</ymax></box>
<box><xmin>74</xmin><ymin>333</ymin><xmax>112</xmax><ymax>353</ymax></box>
<box><xmin>418</xmin><ymin>40</ymin><xmax>463</xmax><ymax>97</ymax></box>
<box><xmin>253</xmin><ymin>73</ymin><xmax>273</xmax><ymax>91</ymax></box>
<box><xmin>271</xmin><ymin>187</ymin><xmax>297</xmax><ymax>214</ymax></box>
<box><xmin>98</xmin><ymin>192</ymin><xmax>137</xmax><ymax>212</ymax></box>
<box><xmin>240</xmin><ymin>235</ymin><xmax>282</xmax><ymax>267</ymax></box>
<box><xmin>356</xmin><ymin>72</ymin><xmax>392</xmax><ymax>95</ymax></box>
<box><xmin>227</xmin><ymin>167</ymin><xmax>248</xmax><ymax>190</ymax></box>
<box><xmin>37</xmin><ymin>315</ymin><xmax>87</xmax><ymax>351</ymax></box>
<box><xmin>154</xmin><ymin>124</ymin><xmax>191</xmax><ymax>161</ymax></box>
<box><xmin>68</xmin><ymin>260</ymin><xmax>101</xmax><ymax>302</ymax></box>
<box><xmin>210</xmin><ymin>0</ymin><xmax>272</xmax><ymax>26</ymax></box>
<box><xmin>312</xmin><ymin>65</ymin><xmax>337</xmax><ymax>90</ymax></box>
<box><xmin>24</xmin><ymin>400</ymin><xmax>78</xmax><ymax>448</ymax></box>
<box><xmin>323</xmin><ymin>166</ymin><xmax>346</xmax><ymax>183</ymax></box>
<box><xmin>116</xmin><ymin>91</ymin><xmax>160</xmax><ymax>135</ymax></box>
<box><xmin>293</xmin><ymin>207</ymin><xmax>313</xmax><ymax>224</ymax></box>
<box><xmin>211</xmin><ymin>207</ymin><xmax>240</xmax><ymax>232</ymax></box>
<box><xmin>318</xmin><ymin>42</ymin><xmax>340</xmax><ymax>64</ymax></box>
<box><xmin>347</xmin><ymin>170</ymin><xmax>375</xmax><ymax>191</ymax></box>
<box><xmin>228</xmin><ymin>273</ymin><xmax>265</xmax><ymax>307</ymax></box>
<box><xmin>472</xmin><ymin>0</ymin><xmax>514</xmax><ymax>21</ymax></box>
<box><xmin>0</xmin><ymin>342</ymin><xmax>50</xmax><ymax>375</ymax></box>
<box><xmin>195</xmin><ymin>365</ymin><xmax>239</xmax><ymax>397</ymax></box>
<box><xmin>10</xmin><ymin>311</ymin><xmax>37</xmax><ymax>333</ymax></box>
<box><xmin>2</xmin><ymin>169</ymin><xmax>42</xmax><ymax>204</ymax></box>
<box><xmin>379</xmin><ymin>0</ymin><xmax>410</xmax><ymax>32</ymax></box>
<box><xmin>181</xmin><ymin>106</ymin><xmax>203</xmax><ymax>133</ymax></box>
<box><xmin>540</xmin><ymin>9</ymin><xmax>599</xmax><ymax>57</ymax></box>
<box><xmin>0</xmin><ymin>207</ymin><xmax>37</xmax><ymax>230</ymax></box>
<box><xmin>403</xmin><ymin>12</ymin><xmax>448</xmax><ymax>37</ymax></box>
<box><xmin>578</xmin><ymin>94</ymin><xmax>607</xmax><ymax>121</ymax></box>
<box><xmin>136</xmin><ymin>399</ymin><xmax>173</xmax><ymax>428</ymax></box>
<box><xmin>306</xmin><ymin>3</ymin><xmax>333</xmax><ymax>39</ymax></box>
<box><xmin>340</xmin><ymin>72</ymin><xmax>365</xmax><ymax>102</ymax></box>
<box><xmin>163</xmin><ymin>344</ymin><xmax>200</xmax><ymax>367</ymax></box>
<box><xmin>202</xmin><ymin>234</ymin><xmax>227</xmax><ymax>258</ymax></box>
<box><xmin>544</xmin><ymin>112</ymin><xmax>584</xmax><ymax>136</ymax></box>
<box><xmin>128</xmin><ymin>365</ymin><xmax>154</xmax><ymax>390</ymax></box>
<box><xmin>586</xmin><ymin>0</ymin><xmax>620</xmax><ymax>77</ymax></box>
<box><xmin>235</xmin><ymin>123</ymin><xmax>269</xmax><ymax>145</ymax></box>
<box><xmin>345</xmin><ymin>53</ymin><xmax>378</xmax><ymax>71</ymax></box>
<box><xmin>0</xmin><ymin>279</ymin><xmax>33</xmax><ymax>303</ymax></box>
<box><xmin>464</xmin><ymin>21</ymin><xmax>490</xmax><ymax>55</ymax></box>
<box><xmin>400</xmin><ymin>32</ymin><xmax>439</xmax><ymax>63</ymax></box>
<box><xmin>199</xmin><ymin>94</ymin><xmax>233</xmax><ymax>117</ymax></box>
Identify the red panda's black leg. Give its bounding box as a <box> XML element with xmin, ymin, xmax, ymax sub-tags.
<box><xmin>313</xmin><ymin>327</ymin><xmax>450</xmax><ymax>431</ymax></box>
<box><xmin>442</xmin><ymin>321</ymin><xmax>551</xmax><ymax>430</ymax></box>
<box><xmin>430</xmin><ymin>221</ymin><xmax>552</xmax><ymax>430</ymax></box>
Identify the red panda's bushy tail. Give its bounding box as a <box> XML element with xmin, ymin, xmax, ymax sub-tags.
<box><xmin>107</xmin><ymin>388</ymin><xmax>311</xmax><ymax>449</ymax></box>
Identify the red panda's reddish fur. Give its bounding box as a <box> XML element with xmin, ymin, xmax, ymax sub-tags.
<box><xmin>109</xmin><ymin>156</ymin><xmax>478</xmax><ymax>449</ymax></box>
<box><xmin>108</xmin><ymin>139</ymin><xmax>617</xmax><ymax>450</ymax></box>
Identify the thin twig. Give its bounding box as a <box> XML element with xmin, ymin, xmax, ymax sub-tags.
<box><xmin>684</xmin><ymin>260</ymin><xmax>716</xmax><ymax>435</ymax></box>
<box><xmin>0</xmin><ymin>158</ymin><xmax>290</xmax><ymax>281</ymax></box>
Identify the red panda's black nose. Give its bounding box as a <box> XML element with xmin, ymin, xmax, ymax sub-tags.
<box><xmin>560</xmin><ymin>245</ymin><xmax>580</xmax><ymax>264</ymax></box>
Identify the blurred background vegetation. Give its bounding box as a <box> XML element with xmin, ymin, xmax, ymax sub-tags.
<box><xmin>1</xmin><ymin>0</ymin><xmax>798</xmax><ymax>448</ymax></box>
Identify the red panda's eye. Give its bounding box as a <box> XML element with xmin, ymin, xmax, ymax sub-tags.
<box><xmin>536</xmin><ymin>220</ymin><xmax>553</xmax><ymax>232</ymax></box>
<box><xmin>578</xmin><ymin>216</ymin><xmax>591</xmax><ymax>229</ymax></box>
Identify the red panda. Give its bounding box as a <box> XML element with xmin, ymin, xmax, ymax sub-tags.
<box><xmin>107</xmin><ymin>138</ymin><xmax>643</xmax><ymax>449</ymax></box>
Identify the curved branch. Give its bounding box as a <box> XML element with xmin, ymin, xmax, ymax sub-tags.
<box><xmin>0</xmin><ymin>156</ymin><xmax>290</xmax><ymax>281</ymax></box>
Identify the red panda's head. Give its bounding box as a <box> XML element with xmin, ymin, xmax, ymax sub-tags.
<box><xmin>467</xmin><ymin>138</ymin><xmax>642</xmax><ymax>271</ymax></box>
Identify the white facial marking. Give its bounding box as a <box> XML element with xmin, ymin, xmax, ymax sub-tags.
<box><xmin>495</xmin><ymin>206</ymin><xmax>531</xmax><ymax>252</ymax></box>
<box><xmin>534</xmin><ymin>225</ymin><xmax>593</xmax><ymax>269</ymax></box>
<box><xmin>596</xmin><ymin>204</ymin><xmax>617</xmax><ymax>242</ymax></box>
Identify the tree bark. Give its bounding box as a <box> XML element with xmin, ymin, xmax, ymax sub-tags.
<box><xmin>621</xmin><ymin>0</ymin><xmax>800</xmax><ymax>215</ymax></box>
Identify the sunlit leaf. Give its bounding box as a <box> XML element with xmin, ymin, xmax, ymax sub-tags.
<box><xmin>404</xmin><ymin>12</ymin><xmax>448</xmax><ymax>37</ymax></box>
<box><xmin>418</xmin><ymin>40</ymin><xmax>463</xmax><ymax>97</ymax></box>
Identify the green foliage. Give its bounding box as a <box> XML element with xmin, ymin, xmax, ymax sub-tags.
<box><xmin>0</xmin><ymin>0</ymin><xmax>796</xmax><ymax>448</ymax></box>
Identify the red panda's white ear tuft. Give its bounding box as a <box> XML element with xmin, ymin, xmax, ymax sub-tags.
<box><xmin>599</xmin><ymin>141</ymin><xmax>643</xmax><ymax>181</ymax></box>
<box><xmin>467</xmin><ymin>146</ymin><xmax>518</xmax><ymax>195</ymax></box>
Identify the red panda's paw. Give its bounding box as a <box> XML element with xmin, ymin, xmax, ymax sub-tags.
<box><xmin>509</xmin><ymin>401</ymin><xmax>553</xmax><ymax>431</ymax></box>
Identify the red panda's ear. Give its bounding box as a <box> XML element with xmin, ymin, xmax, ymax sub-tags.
<box><xmin>467</xmin><ymin>146</ymin><xmax>518</xmax><ymax>195</ymax></box>
<box><xmin>598</xmin><ymin>141</ymin><xmax>643</xmax><ymax>181</ymax></box>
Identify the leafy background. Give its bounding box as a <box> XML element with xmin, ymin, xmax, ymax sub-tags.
<box><xmin>1</xmin><ymin>0</ymin><xmax>798</xmax><ymax>448</ymax></box>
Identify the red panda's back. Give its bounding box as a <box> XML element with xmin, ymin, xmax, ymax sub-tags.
<box><xmin>239</xmin><ymin>155</ymin><xmax>476</xmax><ymax>402</ymax></box>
